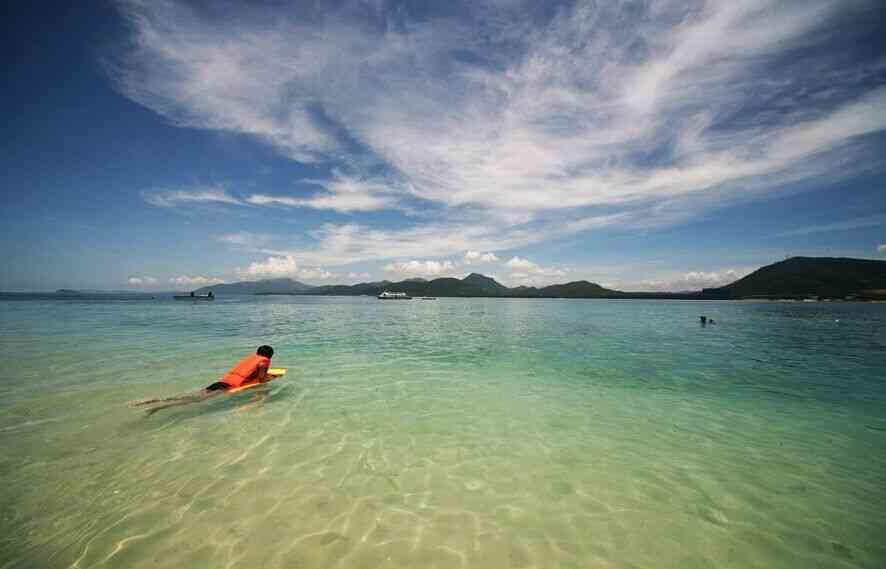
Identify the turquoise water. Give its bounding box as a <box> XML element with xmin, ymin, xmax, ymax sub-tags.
<box><xmin>1</xmin><ymin>296</ymin><xmax>885</xmax><ymax>568</ymax></box>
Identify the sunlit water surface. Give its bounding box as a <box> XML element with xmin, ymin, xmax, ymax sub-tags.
<box><xmin>1</xmin><ymin>296</ymin><xmax>884</xmax><ymax>568</ymax></box>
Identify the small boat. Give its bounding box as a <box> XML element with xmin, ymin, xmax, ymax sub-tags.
<box><xmin>174</xmin><ymin>291</ymin><xmax>215</xmax><ymax>301</ymax></box>
<box><xmin>378</xmin><ymin>291</ymin><xmax>411</xmax><ymax>300</ymax></box>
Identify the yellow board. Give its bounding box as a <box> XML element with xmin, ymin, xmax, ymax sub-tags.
<box><xmin>227</xmin><ymin>368</ymin><xmax>287</xmax><ymax>394</ymax></box>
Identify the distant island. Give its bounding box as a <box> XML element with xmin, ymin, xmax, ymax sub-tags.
<box><xmin>191</xmin><ymin>277</ymin><xmax>315</xmax><ymax>295</ymax></box>
<box><xmin>194</xmin><ymin>257</ymin><xmax>886</xmax><ymax>301</ymax></box>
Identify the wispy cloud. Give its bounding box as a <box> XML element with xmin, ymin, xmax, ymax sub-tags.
<box><xmin>259</xmin><ymin>223</ymin><xmax>526</xmax><ymax>267</ymax></box>
<box><xmin>246</xmin><ymin>174</ymin><xmax>404</xmax><ymax>213</ymax></box>
<box><xmin>255</xmin><ymin>212</ymin><xmax>625</xmax><ymax>269</ymax></box>
<box><xmin>775</xmin><ymin>214</ymin><xmax>886</xmax><ymax>237</ymax></box>
<box><xmin>142</xmin><ymin>186</ymin><xmax>242</xmax><ymax>208</ymax></box>
<box><xmin>114</xmin><ymin>0</ymin><xmax>886</xmax><ymax>268</ymax></box>
<box><xmin>216</xmin><ymin>232</ymin><xmax>274</xmax><ymax>248</ymax></box>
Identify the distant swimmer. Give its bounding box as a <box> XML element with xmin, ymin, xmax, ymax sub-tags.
<box><xmin>700</xmin><ymin>315</ymin><xmax>707</xmax><ymax>325</ymax></box>
<box><xmin>130</xmin><ymin>345</ymin><xmax>275</xmax><ymax>415</ymax></box>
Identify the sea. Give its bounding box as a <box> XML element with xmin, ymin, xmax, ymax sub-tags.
<box><xmin>1</xmin><ymin>294</ymin><xmax>884</xmax><ymax>569</ymax></box>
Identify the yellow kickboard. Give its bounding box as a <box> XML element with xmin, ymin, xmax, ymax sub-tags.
<box><xmin>227</xmin><ymin>368</ymin><xmax>287</xmax><ymax>394</ymax></box>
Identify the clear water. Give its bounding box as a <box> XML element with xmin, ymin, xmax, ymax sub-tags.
<box><xmin>1</xmin><ymin>296</ymin><xmax>884</xmax><ymax>568</ymax></box>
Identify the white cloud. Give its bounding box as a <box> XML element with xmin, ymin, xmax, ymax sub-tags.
<box><xmin>113</xmin><ymin>1</ymin><xmax>886</xmax><ymax>267</ymax></box>
<box><xmin>347</xmin><ymin>271</ymin><xmax>371</xmax><ymax>280</ymax></box>
<box><xmin>216</xmin><ymin>232</ymin><xmax>273</xmax><ymax>247</ymax></box>
<box><xmin>505</xmin><ymin>256</ymin><xmax>566</xmax><ymax>277</ymax></box>
<box><xmin>775</xmin><ymin>215</ymin><xmax>886</xmax><ymax>237</ymax></box>
<box><xmin>237</xmin><ymin>255</ymin><xmax>299</xmax><ymax>278</ymax></box>
<box><xmin>263</xmin><ymin>213</ymin><xmax>622</xmax><ymax>269</ymax></box>
<box><xmin>505</xmin><ymin>256</ymin><xmax>536</xmax><ymax>272</ymax></box>
<box><xmin>464</xmin><ymin>251</ymin><xmax>499</xmax><ymax>264</ymax></box>
<box><xmin>168</xmin><ymin>275</ymin><xmax>226</xmax><ymax>289</ymax></box>
<box><xmin>127</xmin><ymin>276</ymin><xmax>158</xmax><ymax>287</ymax></box>
<box><xmin>878</xmin><ymin>244</ymin><xmax>886</xmax><ymax>253</ymax></box>
<box><xmin>298</xmin><ymin>267</ymin><xmax>335</xmax><ymax>280</ymax></box>
<box><xmin>142</xmin><ymin>186</ymin><xmax>242</xmax><ymax>208</ymax></box>
<box><xmin>384</xmin><ymin>260</ymin><xmax>458</xmax><ymax>278</ymax></box>
<box><xmin>503</xmin><ymin>256</ymin><xmax>567</xmax><ymax>286</ymax></box>
<box><xmin>236</xmin><ymin>255</ymin><xmax>333</xmax><ymax>281</ymax></box>
<box><xmin>246</xmin><ymin>175</ymin><xmax>400</xmax><ymax>213</ymax></box>
<box><xmin>627</xmin><ymin>268</ymin><xmax>753</xmax><ymax>292</ymax></box>
<box><xmin>260</xmin><ymin>222</ymin><xmax>527</xmax><ymax>267</ymax></box>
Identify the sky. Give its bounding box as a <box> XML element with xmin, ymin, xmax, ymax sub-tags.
<box><xmin>3</xmin><ymin>0</ymin><xmax>886</xmax><ymax>292</ymax></box>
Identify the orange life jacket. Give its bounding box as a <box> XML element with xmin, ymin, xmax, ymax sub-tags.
<box><xmin>222</xmin><ymin>354</ymin><xmax>271</xmax><ymax>389</ymax></box>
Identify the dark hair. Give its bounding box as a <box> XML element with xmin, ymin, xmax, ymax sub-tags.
<box><xmin>257</xmin><ymin>345</ymin><xmax>274</xmax><ymax>358</ymax></box>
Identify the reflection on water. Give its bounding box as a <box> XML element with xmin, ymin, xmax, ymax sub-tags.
<box><xmin>1</xmin><ymin>297</ymin><xmax>885</xmax><ymax>568</ymax></box>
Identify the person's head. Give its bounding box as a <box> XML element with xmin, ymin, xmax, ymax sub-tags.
<box><xmin>257</xmin><ymin>345</ymin><xmax>274</xmax><ymax>358</ymax></box>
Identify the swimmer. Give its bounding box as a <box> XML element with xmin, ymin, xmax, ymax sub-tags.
<box><xmin>130</xmin><ymin>345</ymin><xmax>275</xmax><ymax>415</ymax></box>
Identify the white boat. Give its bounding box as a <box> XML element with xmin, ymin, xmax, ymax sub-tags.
<box><xmin>174</xmin><ymin>291</ymin><xmax>215</xmax><ymax>301</ymax></box>
<box><xmin>378</xmin><ymin>291</ymin><xmax>412</xmax><ymax>300</ymax></box>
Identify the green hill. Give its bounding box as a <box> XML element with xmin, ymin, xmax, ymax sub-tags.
<box><xmin>461</xmin><ymin>273</ymin><xmax>509</xmax><ymax>295</ymax></box>
<box><xmin>538</xmin><ymin>281</ymin><xmax>620</xmax><ymax>298</ymax></box>
<box><xmin>306</xmin><ymin>274</ymin><xmax>621</xmax><ymax>298</ymax></box>
<box><xmin>703</xmin><ymin>257</ymin><xmax>886</xmax><ymax>299</ymax></box>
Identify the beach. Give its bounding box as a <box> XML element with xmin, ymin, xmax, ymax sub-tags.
<box><xmin>1</xmin><ymin>295</ymin><xmax>884</xmax><ymax>568</ymax></box>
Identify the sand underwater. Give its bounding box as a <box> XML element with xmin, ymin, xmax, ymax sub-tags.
<box><xmin>1</xmin><ymin>295</ymin><xmax>884</xmax><ymax>568</ymax></box>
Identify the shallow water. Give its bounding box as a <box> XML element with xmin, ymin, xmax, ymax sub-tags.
<box><xmin>1</xmin><ymin>296</ymin><xmax>884</xmax><ymax>568</ymax></box>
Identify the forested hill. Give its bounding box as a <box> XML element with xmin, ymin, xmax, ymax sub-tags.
<box><xmin>701</xmin><ymin>257</ymin><xmax>886</xmax><ymax>299</ymax></box>
<box><xmin>298</xmin><ymin>273</ymin><xmax>623</xmax><ymax>298</ymax></box>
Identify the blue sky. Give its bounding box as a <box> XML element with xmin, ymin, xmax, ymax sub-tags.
<box><xmin>3</xmin><ymin>0</ymin><xmax>886</xmax><ymax>292</ymax></box>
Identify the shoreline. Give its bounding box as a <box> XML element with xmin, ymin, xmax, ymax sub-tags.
<box><xmin>3</xmin><ymin>291</ymin><xmax>885</xmax><ymax>303</ymax></box>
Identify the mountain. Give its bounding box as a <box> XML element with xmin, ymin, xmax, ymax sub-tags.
<box><xmin>194</xmin><ymin>278</ymin><xmax>314</xmax><ymax>295</ymax></box>
<box><xmin>305</xmin><ymin>274</ymin><xmax>623</xmax><ymax>298</ymax></box>
<box><xmin>702</xmin><ymin>257</ymin><xmax>886</xmax><ymax>299</ymax></box>
<box><xmin>305</xmin><ymin>274</ymin><xmax>513</xmax><ymax>297</ymax></box>
<box><xmin>56</xmin><ymin>289</ymin><xmax>137</xmax><ymax>294</ymax></box>
<box><xmin>461</xmin><ymin>273</ymin><xmax>509</xmax><ymax>295</ymax></box>
<box><xmin>190</xmin><ymin>256</ymin><xmax>886</xmax><ymax>299</ymax></box>
<box><xmin>537</xmin><ymin>281</ymin><xmax>620</xmax><ymax>298</ymax></box>
<box><xmin>509</xmin><ymin>285</ymin><xmax>540</xmax><ymax>297</ymax></box>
